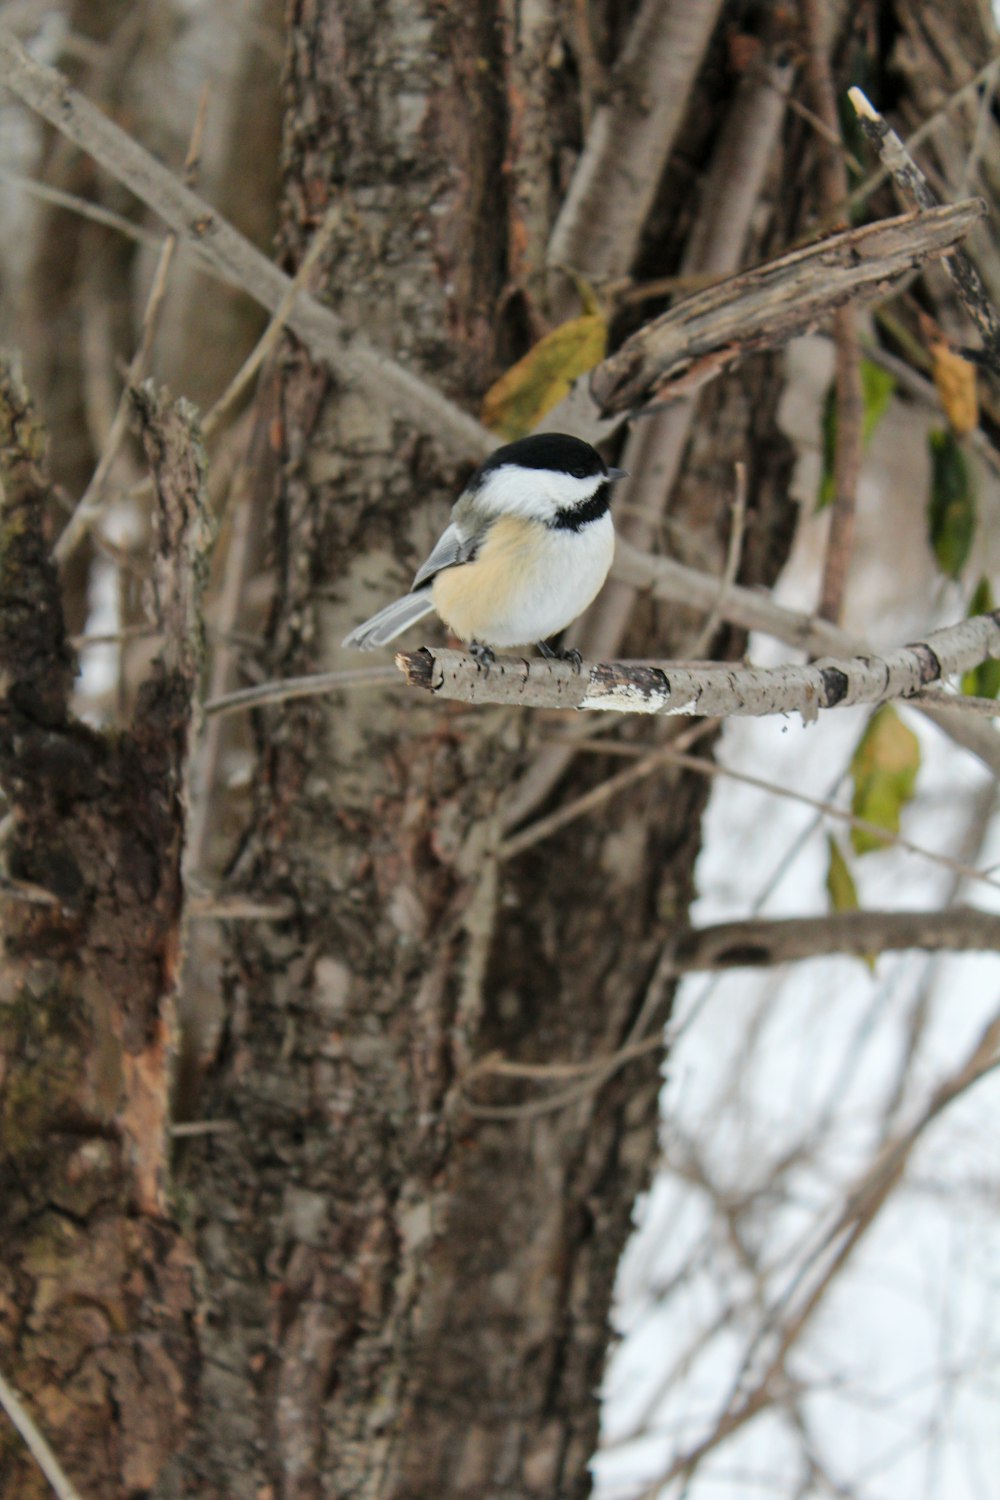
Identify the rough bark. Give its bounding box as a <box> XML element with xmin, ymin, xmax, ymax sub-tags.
<box><xmin>0</xmin><ymin>368</ymin><xmax>205</xmax><ymax>1496</ymax></box>
<box><xmin>156</xmin><ymin>6</ymin><xmax>792</xmax><ymax>1499</ymax></box>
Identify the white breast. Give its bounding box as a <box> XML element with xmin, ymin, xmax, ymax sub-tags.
<box><xmin>432</xmin><ymin>512</ymin><xmax>614</xmax><ymax>647</ymax></box>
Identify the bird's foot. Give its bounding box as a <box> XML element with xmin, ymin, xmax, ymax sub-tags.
<box><xmin>469</xmin><ymin>641</ymin><xmax>496</xmax><ymax>672</ymax></box>
<box><xmin>537</xmin><ymin>640</ymin><xmax>583</xmax><ymax>672</ymax></box>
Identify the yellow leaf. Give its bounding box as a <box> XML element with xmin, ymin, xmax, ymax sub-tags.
<box><xmin>849</xmin><ymin>705</ymin><xmax>920</xmax><ymax>856</ymax></box>
<box><xmin>481</xmin><ymin>313</ymin><xmax>608</xmax><ymax>440</ymax></box>
<box><xmin>930</xmin><ymin>339</ymin><xmax>978</xmax><ymax>435</ymax></box>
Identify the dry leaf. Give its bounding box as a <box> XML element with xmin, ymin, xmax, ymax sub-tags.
<box><xmin>481</xmin><ymin>312</ymin><xmax>607</xmax><ymax>439</ymax></box>
<box><xmin>930</xmin><ymin>338</ymin><xmax>978</xmax><ymax>434</ymax></box>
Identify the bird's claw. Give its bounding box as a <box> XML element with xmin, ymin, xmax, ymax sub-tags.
<box><xmin>469</xmin><ymin>641</ymin><xmax>496</xmax><ymax>672</ymax></box>
<box><xmin>537</xmin><ymin>641</ymin><xmax>583</xmax><ymax>673</ymax></box>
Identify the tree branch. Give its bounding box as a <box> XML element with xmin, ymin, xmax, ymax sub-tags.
<box><xmin>0</xmin><ymin>28</ymin><xmax>987</xmax><ymax>471</ymax></box>
<box><xmin>396</xmin><ymin>610</ymin><xmax>1000</xmax><ymax>718</ymax></box>
<box><xmin>849</xmin><ymin>86</ymin><xmax>1000</xmax><ymax>372</ymax></box>
<box><xmin>589</xmin><ymin>199</ymin><xmax>985</xmax><ymax>414</ymax></box>
<box><xmin>673</xmin><ymin>907</ymin><xmax>1000</xmax><ymax>971</ymax></box>
<box><xmin>0</xmin><ymin>1367</ymin><xmax>84</xmax><ymax>1500</ymax></box>
<box><xmin>612</xmin><ymin>539</ymin><xmax>1000</xmax><ymax>778</ymax></box>
<box><xmin>547</xmin><ymin>0</ymin><xmax>726</xmax><ymax>286</ymax></box>
<box><xmin>0</xmin><ymin>24</ymin><xmax>493</xmax><ymax>463</ymax></box>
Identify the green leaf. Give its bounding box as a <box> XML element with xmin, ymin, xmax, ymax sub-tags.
<box><xmin>961</xmin><ymin>575</ymin><xmax>1000</xmax><ymax>699</ymax></box>
<box><xmin>850</xmin><ymin>705</ymin><xmax>920</xmax><ymax>856</ymax></box>
<box><xmin>481</xmin><ymin>312</ymin><xmax>608</xmax><ymax>440</ymax></box>
<box><xmin>826</xmin><ymin>834</ymin><xmax>875</xmax><ymax>971</ymax></box>
<box><xmin>818</xmin><ymin>381</ymin><xmax>837</xmax><ymax>510</ymax></box>
<box><xmin>927</xmin><ymin>427</ymin><xmax>975</xmax><ymax>578</ymax></box>
<box><xmin>826</xmin><ymin>834</ymin><xmax>859</xmax><ymax>912</ymax></box>
<box><xmin>817</xmin><ymin>359</ymin><xmax>896</xmax><ymax>509</ymax></box>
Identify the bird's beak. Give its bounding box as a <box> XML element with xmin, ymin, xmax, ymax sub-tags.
<box><xmin>607</xmin><ymin>466</ymin><xmax>629</xmax><ymax>482</ymax></box>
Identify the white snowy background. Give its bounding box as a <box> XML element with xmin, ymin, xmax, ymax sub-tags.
<box><xmin>594</xmin><ymin>336</ymin><xmax>1000</xmax><ymax>1500</ymax></box>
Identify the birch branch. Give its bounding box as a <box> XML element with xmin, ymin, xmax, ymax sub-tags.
<box><xmin>0</xmin><ymin>25</ymin><xmax>493</xmax><ymax>463</ymax></box>
<box><xmin>673</xmin><ymin>907</ymin><xmax>1000</xmax><ymax>972</ymax></box>
<box><xmin>589</xmin><ymin>199</ymin><xmax>985</xmax><ymax>414</ymax></box>
<box><xmin>612</xmin><ymin>539</ymin><xmax>1000</xmax><ymax>778</ymax></box>
<box><xmin>396</xmin><ymin>611</ymin><xmax>1000</xmax><ymax>719</ymax></box>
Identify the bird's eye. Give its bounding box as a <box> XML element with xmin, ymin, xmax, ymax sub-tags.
<box><xmin>571</xmin><ymin>464</ymin><xmax>587</xmax><ymax>478</ymax></box>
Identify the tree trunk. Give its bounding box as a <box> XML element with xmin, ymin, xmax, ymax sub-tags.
<box><xmin>158</xmin><ymin>5</ymin><xmax>793</xmax><ymax>1498</ymax></box>
<box><xmin>0</xmin><ymin>372</ymin><xmax>203</xmax><ymax>1499</ymax></box>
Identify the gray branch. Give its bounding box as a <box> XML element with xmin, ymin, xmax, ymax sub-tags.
<box><xmin>673</xmin><ymin>907</ymin><xmax>1000</xmax><ymax>972</ymax></box>
<box><xmin>849</xmin><ymin>86</ymin><xmax>1000</xmax><ymax>371</ymax></box>
<box><xmin>547</xmin><ymin>0</ymin><xmax>726</xmax><ymax>284</ymax></box>
<box><xmin>396</xmin><ymin>611</ymin><xmax>1000</xmax><ymax>719</ymax></box>
<box><xmin>590</xmin><ymin>200</ymin><xmax>985</xmax><ymax>414</ymax></box>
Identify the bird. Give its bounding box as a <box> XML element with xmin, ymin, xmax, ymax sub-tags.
<box><xmin>341</xmin><ymin>432</ymin><xmax>627</xmax><ymax>665</ymax></box>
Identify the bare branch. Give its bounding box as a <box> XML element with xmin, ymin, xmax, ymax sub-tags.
<box><xmin>0</xmin><ymin>1368</ymin><xmax>85</xmax><ymax>1500</ymax></box>
<box><xmin>613</xmin><ymin>538</ymin><xmax>1000</xmax><ymax>778</ymax></box>
<box><xmin>849</xmin><ymin>85</ymin><xmax>1000</xmax><ymax>371</ymax></box>
<box><xmin>204</xmin><ymin>664</ymin><xmax>400</xmax><ymax>718</ymax></box>
<box><xmin>673</xmin><ymin>907</ymin><xmax>1000</xmax><ymax>971</ymax></box>
<box><xmin>0</xmin><ymin>162</ymin><xmax>163</xmax><ymax>246</ymax></box>
<box><xmin>55</xmin><ymin>92</ymin><xmax>211</xmax><ymax>564</ymax></box>
<box><xmin>396</xmin><ymin>611</ymin><xmax>1000</xmax><ymax>719</ymax></box>
<box><xmin>590</xmin><ymin>200</ymin><xmax>985</xmax><ymax>414</ymax></box>
<box><xmin>547</xmin><ymin>0</ymin><xmax>725</xmax><ymax>285</ymax></box>
<box><xmin>645</xmin><ymin>1007</ymin><xmax>1000</xmax><ymax>1494</ymax></box>
<box><xmin>0</xmin><ymin>25</ymin><xmax>493</xmax><ymax>463</ymax></box>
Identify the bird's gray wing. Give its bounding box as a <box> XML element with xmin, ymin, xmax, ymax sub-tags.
<box><xmin>411</xmin><ymin>515</ymin><xmax>484</xmax><ymax>589</ymax></box>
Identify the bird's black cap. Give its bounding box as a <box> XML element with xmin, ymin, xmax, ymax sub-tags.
<box><xmin>472</xmin><ymin>433</ymin><xmax>607</xmax><ymax>484</ymax></box>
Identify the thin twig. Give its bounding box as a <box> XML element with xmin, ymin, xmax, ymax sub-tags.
<box><xmin>54</xmin><ymin>88</ymin><xmax>211</xmax><ymax>564</ymax></box>
<box><xmin>500</xmin><ymin>720</ymin><xmax>710</xmax><ymax>861</ymax></box>
<box><xmin>187</xmin><ymin>893</ymin><xmax>297</xmax><ymax>921</ymax></box>
<box><xmin>0</xmin><ymin>163</ymin><xmax>163</xmax><ymax>246</ymax></box>
<box><xmin>466</xmin><ymin>1033</ymin><xmax>666</xmax><ymax>1086</ymax></box>
<box><xmin>0</xmin><ymin>873</ymin><xmax>60</xmax><ymax>906</ymax></box>
<box><xmin>522</xmin><ymin>733</ymin><xmax>999</xmax><ymax>895</ymax></box>
<box><xmin>201</xmin><ymin>198</ymin><xmax>343</xmax><ymax>441</ymax></box>
<box><xmin>845</xmin><ymin>54</ymin><xmax>1000</xmax><ymax>220</ymax></box>
<box><xmin>0</xmin><ymin>1367</ymin><xmax>86</xmax><ymax>1500</ymax></box>
<box><xmin>849</xmin><ymin>86</ymin><xmax>1000</xmax><ymax>371</ymax></box>
<box><xmin>671</xmin><ymin>906</ymin><xmax>1000</xmax><ymax>970</ymax></box>
<box><xmin>656</xmin><ymin>745</ymin><xmax>1000</xmax><ymax>896</ymax></box>
<box><xmin>687</xmin><ymin>461</ymin><xmax>747</xmax><ymax>657</ymax></box>
<box><xmin>204</xmin><ymin>664</ymin><xmax>401</xmax><ymax>717</ymax></box>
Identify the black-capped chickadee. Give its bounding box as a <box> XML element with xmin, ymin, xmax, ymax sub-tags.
<box><xmin>342</xmin><ymin>433</ymin><xmax>627</xmax><ymax>663</ymax></box>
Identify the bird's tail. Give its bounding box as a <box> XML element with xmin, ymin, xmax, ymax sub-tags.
<box><xmin>341</xmin><ymin>590</ymin><xmax>436</xmax><ymax>650</ymax></box>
